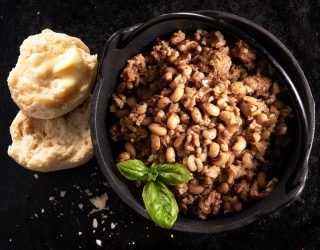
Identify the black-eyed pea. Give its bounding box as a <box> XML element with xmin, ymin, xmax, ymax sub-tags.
<box><xmin>189</xmin><ymin>183</ymin><xmax>204</xmax><ymax>195</ymax></box>
<box><xmin>257</xmin><ymin>171</ymin><xmax>267</xmax><ymax>189</ymax></box>
<box><xmin>148</xmin><ymin>123</ymin><xmax>167</xmax><ymax>136</ymax></box>
<box><xmin>220</xmin><ymin>143</ymin><xmax>229</xmax><ymax>152</ymax></box>
<box><xmin>219</xmin><ymin>111</ymin><xmax>232</xmax><ymax>124</ymax></box>
<box><xmin>178</xmin><ymin>64</ymin><xmax>192</xmax><ymax>77</ymax></box>
<box><xmin>187</xmin><ymin>155</ymin><xmax>197</xmax><ymax>172</ymax></box>
<box><xmin>180</xmin><ymin>113</ymin><xmax>190</xmax><ymax>123</ymax></box>
<box><xmin>242</xmin><ymin>152</ymin><xmax>255</xmax><ymax>169</ymax></box>
<box><xmin>198</xmin><ymin>152</ymin><xmax>208</xmax><ymax>162</ymax></box>
<box><xmin>202</xmin><ymin>128</ymin><xmax>217</xmax><ymax>140</ymax></box>
<box><xmin>227</xmin><ymin>169</ymin><xmax>235</xmax><ymax>184</ymax></box>
<box><xmin>218</xmin><ymin>182</ymin><xmax>229</xmax><ymax>194</ymax></box>
<box><xmin>167</xmin><ymin>114</ymin><xmax>180</xmax><ymax>130</ymax></box>
<box><xmin>204</xmin><ymin>103</ymin><xmax>220</xmax><ymax>116</ymax></box>
<box><xmin>255</xmin><ymin>113</ymin><xmax>268</xmax><ymax>125</ymax></box>
<box><xmin>214</xmin><ymin>152</ymin><xmax>229</xmax><ymax>167</ymax></box>
<box><xmin>124</xmin><ymin>142</ymin><xmax>136</xmax><ymax>158</ymax></box>
<box><xmin>157</xmin><ymin>97</ymin><xmax>171</xmax><ymax>109</ymax></box>
<box><xmin>191</xmin><ymin>107</ymin><xmax>202</xmax><ymax>124</ymax></box>
<box><xmin>162</xmin><ymin>72</ymin><xmax>173</xmax><ymax>82</ymax></box>
<box><xmin>232</xmin><ymin>136</ymin><xmax>247</xmax><ymax>152</ymax></box>
<box><xmin>150</xmin><ymin>134</ymin><xmax>161</xmax><ymax>151</ymax></box>
<box><xmin>118</xmin><ymin>152</ymin><xmax>130</xmax><ymax>162</ymax></box>
<box><xmin>195</xmin><ymin>158</ymin><xmax>203</xmax><ymax>172</ymax></box>
<box><xmin>166</xmin><ymin>147</ymin><xmax>176</xmax><ymax>163</ymax></box>
<box><xmin>208</xmin><ymin>142</ymin><xmax>220</xmax><ymax>159</ymax></box>
<box><xmin>170</xmin><ymin>85</ymin><xmax>184</xmax><ymax>102</ymax></box>
<box><xmin>252</xmin><ymin>132</ymin><xmax>261</xmax><ymax>142</ymax></box>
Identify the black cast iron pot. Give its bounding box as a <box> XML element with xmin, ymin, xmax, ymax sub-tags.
<box><xmin>90</xmin><ymin>11</ymin><xmax>315</xmax><ymax>233</ymax></box>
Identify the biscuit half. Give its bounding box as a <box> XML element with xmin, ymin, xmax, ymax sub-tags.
<box><xmin>8</xmin><ymin>97</ymin><xmax>93</xmax><ymax>172</ymax></box>
<box><xmin>8</xmin><ymin>29</ymin><xmax>97</xmax><ymax>119</ymax></box>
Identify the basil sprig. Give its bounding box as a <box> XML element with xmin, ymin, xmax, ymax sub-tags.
<box><xmin>143</xmin><ymin>181</ymin><xmax>179</xmax><ymax>229</ymax></box>
<box><xmin>116</xmin><ymin>160</ymin><xmax>192</xmax><ymax>229</ymax></box>
<box><xmin>156</xmin><ymin>163</ymin><xmax>193</xmax><ymax>186</ymax></box>
<box><xmin>116</xmin><ymin>160</ymin><xmax>148</xmax><ymax>181</ymax></box>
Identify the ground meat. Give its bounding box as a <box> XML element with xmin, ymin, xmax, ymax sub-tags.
<box><xmin>109</xmin><ymin>30</ymin><xmax>292</xmax><ymax>219</ymax></box>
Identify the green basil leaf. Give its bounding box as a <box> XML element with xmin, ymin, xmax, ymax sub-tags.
<box><xmin>116</xmin><ymin>160</ymin><xmax>148</xmax><ymax>181</ymax></box>
<box><xmin>147</xmin><ymin>162</ymin><xmax>159</xmax><ymax>181</ymax></box>
<box><xmin>142</xmin><ymin>180</ymin><xmax>179</xmax><ymax>229</ymax></box>
<box><xmin>156</xmin><ymin>163</ymin><xmax>193</xmax><ymax>185</ymax></box>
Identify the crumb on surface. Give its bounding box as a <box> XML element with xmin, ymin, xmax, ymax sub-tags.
<box><xmin>96</xmin><ymin>239</ymin><xmax>102</xmax><ymax>246</ymax></box>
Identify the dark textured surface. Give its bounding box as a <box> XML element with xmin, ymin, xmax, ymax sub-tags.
<box><xmin>0</xmin><ymin>0</ymin><xmax>319</xmax><ymax>249</ymax></box>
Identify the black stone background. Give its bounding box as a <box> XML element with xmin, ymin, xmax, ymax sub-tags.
<box><xmin>0</xmin><ymin>0</ymin><xmax>319</xmax><ymax>249</ymax></box>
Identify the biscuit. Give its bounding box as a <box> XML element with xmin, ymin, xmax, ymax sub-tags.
<box><xmin>7</xmin><ymin>96</ymin><xmax>93</xmax><ymax>172</ymax></box>
<box><xmin>8</xmin><ymin>29</ymin><xmax>97</xmax><ymax>119</ymax></box>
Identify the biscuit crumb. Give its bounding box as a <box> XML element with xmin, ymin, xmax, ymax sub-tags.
<box><xmin>96</xmin><ymin>239</ymin><xmax>102</xmax><ymax>246</ymax></box>
<box><xmin>60</xmin><ymin>191</ymin><xmax>66</xmax><ymax>197</ymax></box>
<box><xmin>90</xmin><ymin>193</ymin><xmax>108</xmax><ymax>210</ymax></box>
<box><xmin>33</xmin><ymin>174</ymin><xmax>39</xmax><ymax>179</ymax></box>
<box><xmin>93</xmin><ymin>218</ymin><xmax>98</xmax><ymax>228</ymax></box>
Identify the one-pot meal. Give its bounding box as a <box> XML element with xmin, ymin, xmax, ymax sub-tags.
<box><xmin>109</xmin><ymin>29</ymin><xmax>292</xmax><ymax>228</ymax></box>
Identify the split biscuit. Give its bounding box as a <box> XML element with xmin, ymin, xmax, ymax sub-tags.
<box><xmin>8</xmin><ymin>29</ymin><xmax>97</xmax><ymax>119</ymax></box>
<box><xmin>8</xmin><ymin>96</ymin><xmax>93</xmax><ymax>172</ymax></box>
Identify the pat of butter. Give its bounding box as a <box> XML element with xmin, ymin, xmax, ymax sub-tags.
<box><xmin>23</xmin><ymin>47</ymin><xmax>87</xmax><ymax>101</ymax></box>
<box><xmin>53</xmin><ymin>48</ymin><xmax>84</xmax><ymax>73</ymax></box>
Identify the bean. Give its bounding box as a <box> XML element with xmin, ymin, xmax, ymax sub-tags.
<box><xmin>257</xmin><ymin>172</ymin><xmax>267</xmax><ymax>189</ymax></box>
<box><xmin>252</xmin><ymin>132</ymin><xmax>261</xmax><ymax>142</ymax></box>
<box><xmin>189</xmin><ymin>184</ymin><xmax>204</xmax><ymax>195</ymax></box>
<box><xmin>150</xmin><ymin>134</ymin><xmax>161</xmax><ymax>151</ymax></box>
<box><xmin>187</xmin><ymin>155</ymin><xmax>197</xmax><ymax>172</ymax></box>
<box><xmin>255</xmin><ymin>113</ymin><xmax>268</xmax><ymax>125</ymax></box>
<box><xmin>191</xmin><ymin>107</ymin><xmax>202</xmax><ymax>124</ymax></box>
<box><xmin>214</xmin><ymin>152</ymin><xmax>229</xmax><ymax>167</ymax></box>
<box><xmin>204</xmin><ymin>103</ymin><xmax>220</xmax><ymax>116</ymax></box>
<box><xmin>180</xmin><ymin>113</ymin><xmax>190</xmax><ymax>123</ymax></box>
<box><xmin>167</xmin><ymin>114</ymin><xmax>180</xmax><ymax>130</ymax></box>
<box><xmin>242</xmin><ymin>152</ymin><xmax>255</xmax><ymax>169</ymax></box>
<box><xmin>118</xmin><ymin>152</ymin><xmax>130</xmax><ymax>162</ymax></box>
<box><xmin>218</xmin><ymin>182</ymin><xmax>229</xmax><ymax>194</ymax></box>
<box><xmin>148</xmin><ymin>123</ymin><xmax>167</xmax><ymax>136</ymax></box>
<box><xmin>124</xmin><ymin>142</ymin><xmax>136</xmax><ymax>158</ymax></box>
<box><xmin>202</xmin><ymin>128</ymin><xmax>217</xmax><ymax>140</ymax></box>
<box><xmin>166</xmin><ymin>147</ymin><xmax>176</xmax><ymax>163</ymax></box>
<box><xmin>178</xmin><ymin>65</ymin><xmax>192</xmax><ymax>77</ymax></box>
<box><xmin>170</xmin><ymin>85</ymin><xmax>184</xmax><ymax>102</ymax></box>
<box><xmin>162</xmin><ymin>72</ymin><xmax>173</xmax><ymax>82</ymax></box>
<box><xmin>157</xmin><ymin>97</ymin><xmax>171</xmax><ymax>109</ymax></box>
<box><xmin>208</xmin><ymin>142</ymin><xmax>220</xmax><ymax>159</ymax></box>
<box><xmin>232</xmin><ymin>136</ymin><xmax>247</xmax><ymax>152</ymax></box>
